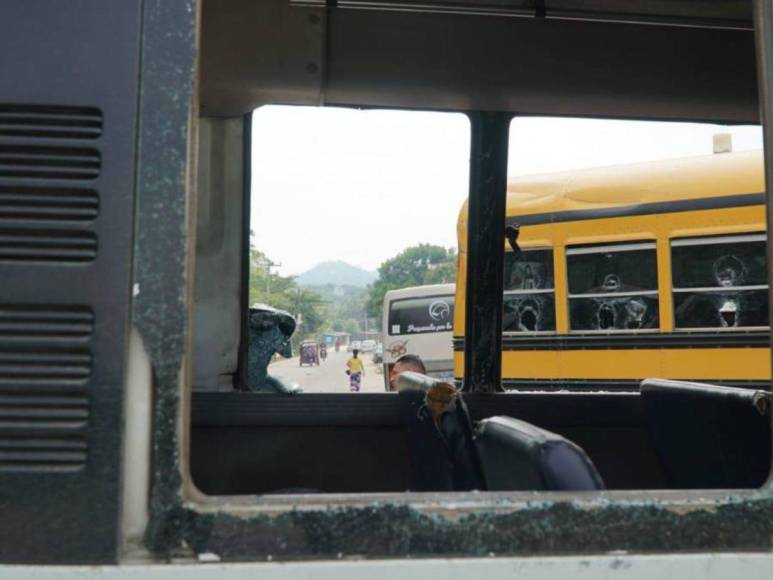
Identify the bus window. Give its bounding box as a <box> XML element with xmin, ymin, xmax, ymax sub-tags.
<box><xmin>503</xmin><ymin>249</ymin><xmax>555</xmax><ymax>332</ymax></box>
<box><xmin>238</xmin><ymin>106</ymin><xmax>468</xmax><ymax>395</ymax></box>
<box><xmin>672</xmin><ymin>234</ymin><xmax>769</xmax><ymax>329</ymax></box>
<box><xmin>567</xmin><ymin>242</ymin><xmax>659</xmax><ymax>332</ymax></box>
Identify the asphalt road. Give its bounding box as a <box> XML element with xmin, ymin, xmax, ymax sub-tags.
<box><xmin>269</xmin><ymin>348</ymin><xmax>387</xmax><ymax>393</ymax></box>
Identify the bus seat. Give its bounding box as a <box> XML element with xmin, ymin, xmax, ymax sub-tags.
<box><xmin>397</xmin><ymin>372</ymin><xmax>485</xmax><ymax>491</ymax></box>
<box><xmin>640</xmin><ymin>379</ymin><xmax>771</xmax><ymax>488</ymax></box>
<box><xmin>475</xmin><ymin>416</ymin><xmax>605</xmax><ymax>491</ymax></box>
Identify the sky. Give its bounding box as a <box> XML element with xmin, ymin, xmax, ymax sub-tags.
<box><xmin>250</xmin><ymin>106</ymin><xmax>763</xmax><ymax>277</ymax></box>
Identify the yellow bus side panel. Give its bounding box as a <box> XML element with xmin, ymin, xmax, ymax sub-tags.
<box><xmin>452</xmin><ymin>349</ymin><xmax>563</xmax><ymax>380</ymax></box>
<box><xmin>497</xmin><ymin>348</ymin><xmax>770</xmax><ymax>381</ymax></box>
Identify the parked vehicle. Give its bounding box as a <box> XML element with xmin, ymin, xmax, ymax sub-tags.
<box><xmin>455</xmin><ymin>150</ymin><xmax>770</xmax><ymax>391</ymax></box>
<box><xmin>361</xmin><ymin>339</ymin><xmax>377</xmax><ymax>352</ymax></box>
<box><xmin>382</xmin><ymin>284</ymin><xmax>455</xmax><ymax>390</ymax></box>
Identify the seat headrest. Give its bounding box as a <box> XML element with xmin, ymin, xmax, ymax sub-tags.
<box><xmin>640</xmin><ymin>378</ymin><xmax>770</xmax><ymax>416</ymax></box>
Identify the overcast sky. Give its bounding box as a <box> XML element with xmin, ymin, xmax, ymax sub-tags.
<box><xmin>251</xmin><ymin>106</ymin><xmax>763</xmax><ymax>277</ymax></box>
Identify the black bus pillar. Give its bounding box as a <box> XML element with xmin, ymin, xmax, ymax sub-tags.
<box><xmin>463</xmin><ymin>111</ymin><xmax>510</xmax><ymax>393</ymax></box>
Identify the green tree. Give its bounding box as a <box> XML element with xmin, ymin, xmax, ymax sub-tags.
<box><xmin>307</xmin><ymin>284</ymin><xmax>369</xmax><ymax>330</ymax></box>
<box><xmin>424</xmin><ymin>250</ymin><xmax>457</xmax><ymax>285</ymax></box>
<box><xmin>333</xmin><ymin>318</ymin><xmax>360</xmax><ymax>335</ymax></box>
<box><xmin>288</xmin><ymin>286</ymin><xmax>328</xmax><ymax>350</ymax></box>
<box><xmin>366</xmin><ymin>244</ymin><xmax>457</xmax><ymax>324</ymax></box>
<box><xmin>248</xmin><ymin>243</ymin><xmax>329</xmax><ymax>350</ymax></box>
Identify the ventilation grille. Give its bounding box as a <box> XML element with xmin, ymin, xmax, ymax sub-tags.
<box><xmin>0</xmin><ymin>305</ymin><xmax>94</xmax><ymax>340</ymax></box>
<box><xmin>0</xmin><ymin>105</ymin><xmax>100</xmax><ymax>476</ymax></box>
<box><xmin>0</xmin><ymin>229</ymin><xmax>97</xmax><ymax>262</ymax></box>
<box><xmin>0</xmin><ymin>437</ymin><xmax>87</xmax><ymax>473</ymax></box>
<box><xmin>0</xmin><ymin>392</ymin><xmax>88</xmax><ymax>430</ymax></box>
<box><xmin>0</xmin><ymin>104</ymin><xmax>102</xmax><ymax>140</ymax></box>
<box><xmin>0</xmin><ymin>145</ymin><xmax>101</xmax><ymax>180</ymax></box>
<box><xmin>0</xmin><ymin>185</ymin><xmax>98</xmax><ymax>221</ymax></box>
<box><xmin>0</xmin><ymin>349</ymin><xmax>91</xmax><ymax>386</ymax></box>
<box><xmin>0</xmin><ymin>390</ymin><xmax>88</xmax><ymax>472</ymax></box>
<box><xmin>0</xmin><ymin>303</ymin><xmax>92</xmax><ymax>473</ymax></box>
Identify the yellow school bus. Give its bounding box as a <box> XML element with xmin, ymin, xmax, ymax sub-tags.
<box><xmin>454</xmin><ymin>150</ymin><xmax>771</xmax><ymax>390</ymax></box>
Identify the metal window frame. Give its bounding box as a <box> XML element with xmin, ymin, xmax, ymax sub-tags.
<box><xmin>130</xmin><ymin>0</ymin><xmax>773</xmax><ymax>564</ymax></box>
<box><xmin>671</xmin><ymin>233</ymin><xmax>768</xmax><ymax>247</ymax></box>
<box><xmin>566</xmin><ymin>241</ymin><xmax>657</xmax><ymax>255</ymax></box>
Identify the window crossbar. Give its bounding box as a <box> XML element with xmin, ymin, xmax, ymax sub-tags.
<box><xmin>567</xmin><ymin>242</ymin><xmax>656</xmax><ymax>255</ymax></box>
<box><xmin>568</xmin><ymin>290</ymin><xmax>658</xmax><ymax>299</ymax></box>
<box><xmin>504</xmin><ymin>288</ymin><xmax>555</xmax><ymax>295</ymax></box>
<box><xmin>671</xmin><ymin>233</ymin><xmax>767</xmax><ymax>247</ymax></box>
<box><xmin>673</xmin><ymin>284</ymin><xmax>769</xmax><ymax>293</ymax></box>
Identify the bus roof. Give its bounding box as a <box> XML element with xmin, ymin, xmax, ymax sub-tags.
<box><xmin>383</xmin><ymin>283</ymin><xmax>455</xmax><ymax>300</ymax></box>
<box><xmin>457</xmin><ymin>150</ymin><xmax>764</xmax><ymax>239</ymax></box>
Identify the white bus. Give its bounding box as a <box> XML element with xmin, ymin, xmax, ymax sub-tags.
<box><xmin>382</xmin><ymin>283</ymin><xmax>455</xmax><ymax>389</ymax></box>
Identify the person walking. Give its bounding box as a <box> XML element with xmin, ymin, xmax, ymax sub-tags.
<box><xmin>346</xmin><ymin>348</ymin><xmax>365</xmax><ymax>392</ymax></box>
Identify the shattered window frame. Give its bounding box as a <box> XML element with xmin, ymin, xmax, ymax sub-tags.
<box><xmin>566</xmin><ymin>241</ymin><xmax>660</xmax><ymax>334</ymax></box>
<box><xmin>502</xmin><ymin>248</ymin><xmax>557</xmax><ymax>334</ymax></box>
<box><xmin>671</xmin><ymin>233</ymin><xmax>770</xmax><ymax>331</ymax></box>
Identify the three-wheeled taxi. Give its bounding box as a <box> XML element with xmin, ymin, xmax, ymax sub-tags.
<box><xmin>299</xmin><ymin>340</ymin><xmax>320</xmax><ymax>366</ymax></box>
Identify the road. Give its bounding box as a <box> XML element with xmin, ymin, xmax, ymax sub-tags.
<box><xmin>269</xmin><ymin>348</ymin><xmax>387</xmax><ymax>393</ymax></box>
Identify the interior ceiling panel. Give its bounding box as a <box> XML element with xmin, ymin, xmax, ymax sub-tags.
<box><xmin>200</xmin><ymin>0</ymin><xmax>758</xmax><ymax>123</ymax></box>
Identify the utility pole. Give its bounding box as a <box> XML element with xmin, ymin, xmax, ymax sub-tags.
<box><xmin>263</xmin><ymin>258</ymin><xmax>281</xmax><ymax>301</ymax></box>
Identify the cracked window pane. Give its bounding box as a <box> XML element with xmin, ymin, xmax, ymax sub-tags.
<box><xmin>504</xmin><ymin>250</ymin><xmax>554</xmax><ymax>291</ymax></box>
<box><xmin>674</xmin><ymin>289</ymin><xmax>768</xmax><ymax>329</ymax></box>
<box><xmin>672</xmin><ymin>240</ymin><xmax>767</xmax><ymax>288</ymax></box>
<box><xmin>503</xmin><ymin>294</ymin><xmax>556</xmax><ymax>332</ymax></box>
<box><xmin>568</xmin><ymin>249</ymin><xmax>657</xmax><ymax>295</ymax></box>
<box><xmin>569</xmin><ymin>295</ymin><xmax>659</xmax><ymax>331</ymax></box>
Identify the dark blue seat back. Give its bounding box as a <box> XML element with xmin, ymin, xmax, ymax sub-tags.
<box><xmin>640</xmin><ymin>379</ymin><xmax>771</xmax><ymax>488</ymax></box>
<box><xmin>475</xmin><ymin>416</ymin><xmax>605</xmax><ymax>491</ymax></box>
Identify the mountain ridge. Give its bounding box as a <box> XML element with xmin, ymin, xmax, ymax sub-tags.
<box><xmin>296</xmin><ymin>260</ymin><xmax>376</xmax><ymax>288</ymax></box>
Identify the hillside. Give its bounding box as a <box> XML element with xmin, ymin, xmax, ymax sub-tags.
<box><xmin>296</xmin><ymin>261</ymin><xmax>376</xmax><ymax>288</ymax></box>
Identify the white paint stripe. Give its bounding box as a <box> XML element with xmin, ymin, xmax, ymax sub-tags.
<box><xmin>3</xmin><ymin>553</ymin><xmax>773</xmax><ymax>580</ymax></box>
